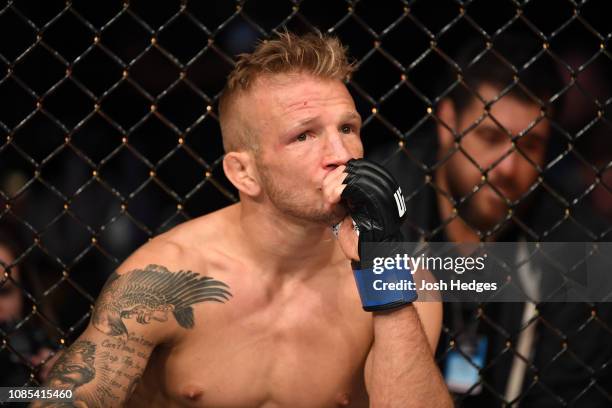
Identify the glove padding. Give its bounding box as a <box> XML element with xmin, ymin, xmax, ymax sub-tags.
<box><xmin>341</xmin><ymin>159</ymin><xmax>416</xmax><ymax>311</ymax></box>
<box><xmin>341</xmin><ymin>158</ymin><xmax>407</xmax><ymax>255</ymax></box>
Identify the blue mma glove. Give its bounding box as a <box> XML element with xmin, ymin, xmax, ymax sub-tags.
<box><xmin>341</xmin><ymin>159</ymin><xmax>417</xmax><ymax>311</ymax></box>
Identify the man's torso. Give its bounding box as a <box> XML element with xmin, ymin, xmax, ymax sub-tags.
<box><xmin>126</xmin><ymin>205</ymin><xmax>373</xmax><ymax>407</ymax></box>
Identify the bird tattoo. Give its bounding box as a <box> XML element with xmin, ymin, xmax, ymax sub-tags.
<box><xmin>92</xmin><ymin>264</ymin><xmax>232</xmax><ymax>337</ymax></box>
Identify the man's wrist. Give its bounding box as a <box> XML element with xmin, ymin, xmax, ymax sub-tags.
<box><xmin>352</xmin><ymin>265</ymin><xmax>418</xmax><ymax>311</ymax></box>
<box><xmin>372</xmin><ymin>302</ymin><xmax>415</xmax><ymax>317</ymax></box>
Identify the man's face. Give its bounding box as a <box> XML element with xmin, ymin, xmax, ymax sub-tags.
<box><xmin>244</xmin><ymin>73</ymin><xmax>363</xmax><ymax>224</ymax></box>
<box><xmin>440</xmin><ymin>85</ymin><xmax>550</xmax><ymax>231</ymax></box>
<box><xmin>0</xmin><ymin>245</ymin><xmax>22</xmax><ymax>324</ymax></box>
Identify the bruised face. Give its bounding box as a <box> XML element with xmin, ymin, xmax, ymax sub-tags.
<box><xmin>439</xmin><ymin>84</ymin><xmax>551</xmax><ymax>231</ymax></box>
<box><xmin>244</xmin><ymin>73</ymin><xmax>364</xmax><ymax>224</ymax></box>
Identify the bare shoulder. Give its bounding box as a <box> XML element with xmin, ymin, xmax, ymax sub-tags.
<box><xmin>92</xmin><ymin>205</ymin><xmax>238</xmax><ymax>342</ymax></box>
<box><xmin>123</xmin><ymin>204</ymin><xmax>239</xmax><ymax>270</ymax></box>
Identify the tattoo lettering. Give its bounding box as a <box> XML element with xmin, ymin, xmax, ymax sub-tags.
<box><xmin>92</xmin><ymin>264</ymin><xmax>232</xmax><ymax>336</ymax></box>
<box><xmin>37</xmin><ymin>265</ymin><xmax>231</xmax><ymax>406</ymax></box>
<box><xmin>37</xmin><ymin>334</ymin><xmax>155</xmax><ymax>407</ymax></box>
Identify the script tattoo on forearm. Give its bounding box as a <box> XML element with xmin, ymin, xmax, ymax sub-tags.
<box><xmin>92</xmin><ymin>264</ymin><xmax>232</xmax><ymax>336</ymax></box>
<box><xmin>34</xmin><ymin>266</ymin><xmax>225</xmax><ymax>407</ymax></box>
<box><xmin>37</xmin><ymin>334</ymin><xmax>154</xmax><ymax>407</ymax></box>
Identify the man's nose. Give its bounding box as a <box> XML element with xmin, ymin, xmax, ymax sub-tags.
<box><xmin>324</xmin><ymin>132</ymin><xmax>354</xmax><ymax>168</ymax></box>
<box><xmin>493</xmin><ymin>148</ymin><xmax>520</xmax><ymax>177</ymax></box>
<box><xmin>488</xmin><ymin>148</ymin><xmax>521</xmax><ymax>195</ymax></box>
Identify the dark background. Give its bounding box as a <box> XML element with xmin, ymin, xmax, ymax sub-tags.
<box><xmin>0</xmin><ymin>0</ymin><xmax>610</xmax><ymax>399</ymax></box>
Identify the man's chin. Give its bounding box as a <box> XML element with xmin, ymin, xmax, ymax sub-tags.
<box><xmin>326</xmin><ymin>204</ymin><xmax>348</xmax><ymax>226</ymax></box>
<box><xmin>305</xmin><ymin>207</ymin><xmax>347</xmax><ymax>226</ymax></box>
<box><xmin>464</xmin><ymin>205</ymin><xmax>509</xmax><ymax>234</ymax></box>
<box><xmin>307</xmin><ymin>212</ymin><xmax>345</xmax><ymax>227</ymax></box>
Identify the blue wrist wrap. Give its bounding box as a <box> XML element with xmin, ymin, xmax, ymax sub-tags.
<box><xmin>353</xmin><ymin>266</ymin><xmax>418</xmax><ymax>311</ymax></box>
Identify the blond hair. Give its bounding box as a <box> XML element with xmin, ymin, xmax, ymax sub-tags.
<box><xmin>219</xmin><ymin>31</ymin><xmax>354</xmax><ymax>152</ymax></box>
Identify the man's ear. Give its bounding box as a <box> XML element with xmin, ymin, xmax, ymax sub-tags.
<box><xmin>223</xmin><ymin>152</ymin><xmax>261</xmax><ymax>197</ymax></box>
<box><xmin>436</xmin><ymin>98</ymin><xmax>457</xmax><ymax>155</ymax></box>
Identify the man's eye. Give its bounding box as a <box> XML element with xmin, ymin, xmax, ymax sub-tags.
<box><xmin>518</xmin><ymin>137</ymin><xmax>541</xmax><ymax>151</ymax></box>
<box><xmin>296</xmin><ymin>133</ymin><xmax>308</xmax><ymax>142</ymax></box>
<box><xmin>341</xmin><ymin>125</ymin><xmax>352</xmax><ymax>134</ymax></box>
<box><xmin>478</xmin><ymin>130</ymin><xmax>504</xmax><ymax>144</ymax></box>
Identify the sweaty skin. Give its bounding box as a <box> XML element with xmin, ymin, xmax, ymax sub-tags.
<box><xmin>34</xmin><ymin>73</ymin><xmax>447</xmax><ymax>407</ymax></box>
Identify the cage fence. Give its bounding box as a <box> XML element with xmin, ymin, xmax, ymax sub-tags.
<box><xmin>0</xmin><ymin>0</ymin><xmax>611</xmax><ymax>406</ymax></box>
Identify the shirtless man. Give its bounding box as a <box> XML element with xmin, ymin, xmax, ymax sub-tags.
<box><xmin>34</xmin><ymin>32</ymin><xmax>451</xmax><ymax>407</ymax></box>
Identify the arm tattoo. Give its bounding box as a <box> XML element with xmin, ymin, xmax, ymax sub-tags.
<box><xmin>39</xmin><ymin>340</ymin><xmax>96</xmax><ymax>407</ymax></box>
<box><xmin>38</xmin><ymin>336</ymin><xmax>151</xmax><ymax>407</ymax></box>
<box><xmin>47</xmin><ymin>341</ymin><xmax>96</xmax><ymax>389</ymax></box>
<box><xmin>92</xmin><ymin>264</ymin><xmax>232</xmax><ymax>336</ymax></box>
<box><xmin>37</xmin><ymin>266</ymin><xmax>231</xmax><ymax>406</ymax></box>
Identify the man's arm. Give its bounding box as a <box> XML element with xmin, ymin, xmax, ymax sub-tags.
<box><xmin>365</xmin><ymin>305</ymin><xmax>452</xmax><ymax>408</ymax></box>
<box><xmin>32</xmin><ymin>331</ymin><xmax>151</xmax><ymax>407</ymax></box>
<box><xmin>356</xmin><ymin>248</ymin><xmax>449</xmax><ymax>407</ymax></box>
<box><xmin>360</xmin><ymin>251</ymin><xmax>449</xmax><ymax>406</ymax></box>
<box><xmin>32</xmin><ymin>243</ymin><xmax>231</xmax><ymax>407</ymax></box>
<box><xmin>329</xmin><ymin>160</ymin><xmax>452</xmax><ymax>407</ymax></box>
<box><xmin>32</xmin><ymin>268</ymin><xmax>163</xmax><ymax>407</ymax></box>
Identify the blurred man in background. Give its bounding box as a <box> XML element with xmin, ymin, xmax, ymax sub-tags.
<box><xmin>0</xmin><ymin>221</ymin><xmax>56</xmax><ymax>385</ymax></box>
<box><xmin>371</xmin><ymin>30</ymin><xmax>612</xmax><ymax>406</ymax></box>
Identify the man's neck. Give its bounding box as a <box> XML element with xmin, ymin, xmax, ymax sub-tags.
<box><xmin>237</xmin><ymin>202</ymin><xmax>341</xmax><ymax>279</ymax></box>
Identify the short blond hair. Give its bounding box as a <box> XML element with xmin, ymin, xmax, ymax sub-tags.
<box><xmin>219</xmin><ymin>31</ymin><xmax>354</xmax><ymax>152</ymax></box>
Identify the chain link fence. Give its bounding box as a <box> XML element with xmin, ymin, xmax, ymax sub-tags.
<box><xmin>0</xmin><ymin>0</ymin><xmax>610</xmax><ymax>406</ymax></box>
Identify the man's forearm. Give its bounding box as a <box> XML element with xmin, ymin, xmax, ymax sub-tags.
<box><xmin>368</xmin><ymin>305</ymin><xmax>452</xmax><ymax>408</ymax></box>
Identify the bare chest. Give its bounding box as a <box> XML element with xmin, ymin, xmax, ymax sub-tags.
<box><xmin>133</xmin><ymin>280</ymin><xmax>372</xmax><ymax>407</ymax></box>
